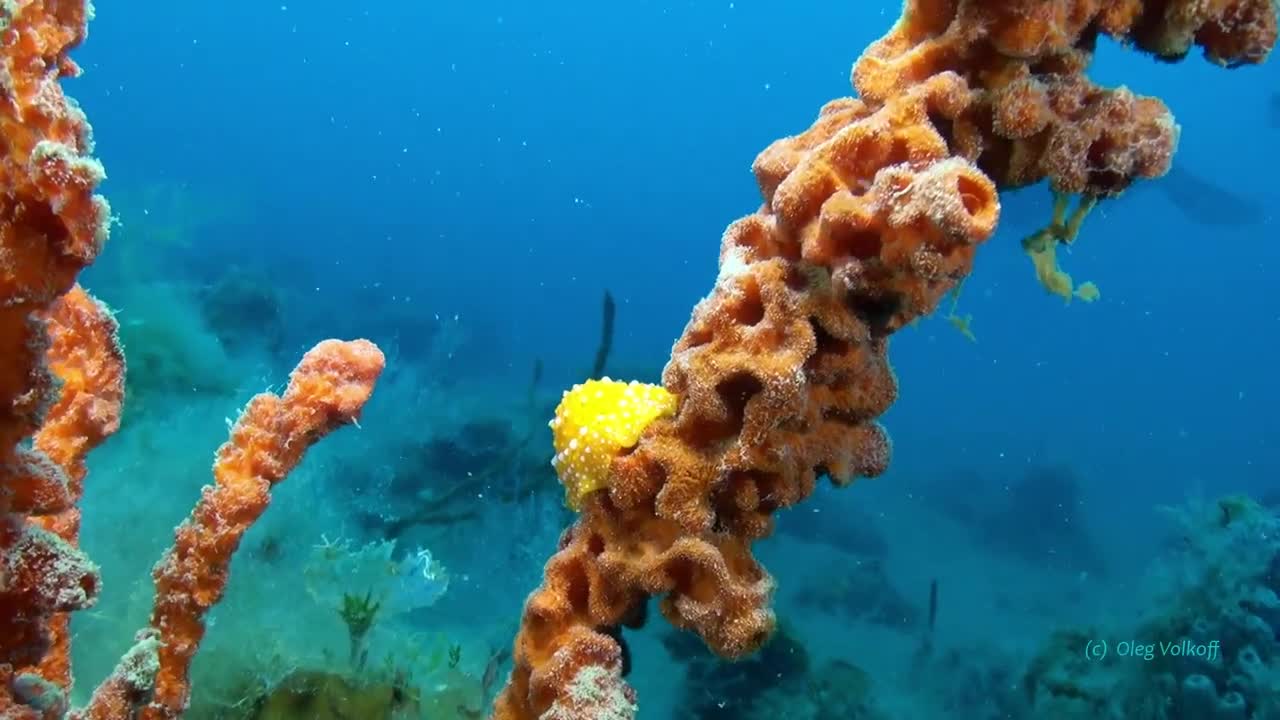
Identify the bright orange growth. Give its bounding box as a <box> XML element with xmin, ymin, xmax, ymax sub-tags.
<box><xmin>0</xmin><ymin>285</ymin><xmax>124</xmax><ymax>720</ymax></box>
<box><xmin>144</xmin><ymin>339</ymin><xmax>385</xmax><ymax>720</ymax></box>
<box><xmin>0</xmin><ymin>1</ymin><xmax>389</xmax><ymax>717</ymax></box>
<box><xmin>550</xmin><ymin>379</ymin><xmax>677</xmax><ymax>510</ymax></box>
<box><xmin>491</xmin><ymin>2</ymin><xmax>1277</xmax><ymax>718</ymax></box>
<box><xmin>1</xmin><ymin>0</ymin><xmax>120</xmax><ymax>711</ymax></box>
<box><xmin>22</xmin><ymin>286</ymin><xmax>128</xmax><ymax>690</ymax></box>
<box><xmin>0</xmin><ymin>0</ymin><xmax>109</xmax><ymax>314</ymax></box>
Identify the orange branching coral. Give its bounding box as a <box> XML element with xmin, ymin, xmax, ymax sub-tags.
<box><xmin>853</xmin><ymin>0</ymin><xmax>1276</xmax><ymax>197</ymax></box>
<box><xmin>0</xmin><ymin>0</ymin><xmax>137</xmax><ymax>714</ymax></box>
<box><xmin>142</xmin><ymin>339</ymin><xmax>385</xmax><ymax>720</ymax></box>
<box><xmin>0</xmin><ymin>287</ymin><xmax>128</xmax><ymax>719</ymax></box>
<box><xmin>19</xmin><ymin>286</ymin><xmax>127</xmax><ymax>690</ymax></box>
<box><xmin>69</xmin><ymin>631</ymin><xmax>162</xmax><ymax>720</ymax></box>
<box><xmin>491</xmin><ymin>2</ymin><xmax>1276</xmax><ymax>718</ymax></box>
<box><xmin>0</xmin><ymin>336</ymin><xmax>384</xmax><ymax>720</ymax></box>
<box><xmin>0</xmin><ymin>0</ymin><xmax>111</xmax><ymax>522</ymax></box>
<box><xmin>0</xmin><ymin>0</ymin><xmax>114</xmax><ymax>694</ymax></box>
<box><xmin>0</xmin><ymin>1</ymin><xmax>390</xmax><ymax>717</ymax></box>
<box><xmin>0</xmin><ymin>0</ymin><xmax>108</xmax><ymax>316</ymax></box>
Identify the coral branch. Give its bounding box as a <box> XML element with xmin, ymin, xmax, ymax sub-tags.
<box><xmin>1</xmin><ymin>0</ymin><xmax>115</xmax><ymax>700</ymax></box>
<box><xmin>141</xmin><ymin>339</ymin><xmax>385</xmax><ymax>720</ymax></box>
<box><xmin>22</xmin><ymin>286</ymin><xmax>127</xmax><ymax>688</ymax></box>
<box><xmin>0</xmin><ymin>0</ymin><xmax>109</xmax><ymax>316</ymax></box>
<box><xmin>1</xmin><ymin>285</ymin><xmax>124</xmax><ymax>705</ymax></box>
<box><xmin>0</xmin><ymin>2</ymin><xmax>393</xmax><ymax>717</ymax></box>
<box><xmin>70</xmin><ymin>630</ymin><xmax>162</xmax><ymax>720</ymax></box>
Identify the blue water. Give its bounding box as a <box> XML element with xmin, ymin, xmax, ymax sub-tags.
<box><xmin>66</xmin><ymin>1</ymin><xmax>1279</xmax><ymax>718</ymax></box>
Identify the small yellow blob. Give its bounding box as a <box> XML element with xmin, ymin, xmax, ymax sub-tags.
<box><xmin>549</xmin><ymin>378</ymin><xmax>677</xmax><ymax>510</ymax></box>
<box><xmin>1074</xmin><ymin>281</ymin><xmax>1101</xmax><ymax>303</ymax></box>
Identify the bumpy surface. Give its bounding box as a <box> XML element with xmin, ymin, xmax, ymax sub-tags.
<box><xmin>855</xmin><ymin>0</ymin><xmax>1276</xmax><ymax>197</ymax></box>
<box><xmin>0</xmin><ymin>0</ymin><xmax>113</xmax><ymax>708</ymax></box>
<box><xmin>0</xmin><ymin>0</ymin><xmax>108</xmax><ymax>314</ymax></box>
<box><xmin>143</xmin><ymin>339</ymin><xmax>385</xmax><ymax>720</ymax></box>
<box><xmin>0</xmin><ymin>4</ymin><xmax>390</xmax><ymax>716</ymax></box>
<box><xmin>550</xmin><ymin>379</ymin><xmax>677</xmax><ymax>510</ymax></box>
<box><xmin>491</xmin><ymin>2</ymin><xmax>1277</xmax><ymax>718</ymax></box>
<box><xmin>0</xmin><ymin>0</ymin><xmax>110</xmax><ymax>476</ymax></box>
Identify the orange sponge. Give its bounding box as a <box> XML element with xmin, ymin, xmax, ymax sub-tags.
<box><xmin>491</xmin><ymin>3</ymin><xmax>1278</xmax><ymax>720</ymax></box>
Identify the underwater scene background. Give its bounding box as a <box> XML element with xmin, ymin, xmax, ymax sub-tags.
<box><xmin>2</xmin><ymin>0</ymin><xmax>1279</xmax><ymax>719</ymax></box>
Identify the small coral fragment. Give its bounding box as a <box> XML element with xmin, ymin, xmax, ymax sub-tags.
<box><xmin>549</xmin><ymin>379</ymin><xmax>677</xmax><ymax>510</ymax></box>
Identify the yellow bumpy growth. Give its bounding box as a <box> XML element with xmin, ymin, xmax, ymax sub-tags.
<box><xmin>549</xmin><ymin>378</ymin><xmax>677</xmax><ymax>510</ymax></box>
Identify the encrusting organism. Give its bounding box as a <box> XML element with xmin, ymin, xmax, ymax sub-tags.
<box><xmin>490</xmin><ymin>2</ymin><xmax>1278</xmax><ymax>718</ymax></box>
<box><xmin>0</xmin><ymin>1</ymin><xmax>387</xmax><ymax>718</ymax></box>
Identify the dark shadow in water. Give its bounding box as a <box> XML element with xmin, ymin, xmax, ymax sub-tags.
<box><xmin>1156</xmin><ymin>163</ymin><xmax>1265</xmax><ymax>228</ymax></box>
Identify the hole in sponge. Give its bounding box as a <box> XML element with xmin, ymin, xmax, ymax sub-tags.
<box><xmin>808</xmin><ymin>317</ymin><xmax>850</xmax><ymax>363</ymax></box>
<box><xmin>927</xmin><ymin>110</ymin><xmax>955</xmax><ymax>146</ymax></box>
<box><xmin>847</xmin><ymin>292</ymin><xmax>901</xmax><ymax>336</ymax></box>
<box><xmin>682</xmin><ymin>325</ymin><xmax>713</xmax><ymax>349</ymax></box>
<box><xmin>785</xmin><ymin>265</ymin><xmax>811</xmax><ymax>291</ymax></box>
<box><xmin>826</xmin><ymin>225</ymin><xmax>882</xmax><ymax>260</ymax></box>
<box><xmin>667</xmin><ymin>557</ymin><xmax>717</xmax><ymax>604</ymax></box>
<box><xmin>727</xmin><ymin>278</ymin><xmax>765</xmax><ymax>326</ymax></box>
<box><xmin>956</xmin><ymin>173</ymin><xmax>990</xmax><ymax>217</ymax></box>
<box><xmin>715</xmin><ymin>371</ymin><xmax>764</xmax><ymax>424</ymax></box>
<box><xmin>564</xmin><ymin>559</ymin><xmax>592</xmax><ymax>615</ymax></box>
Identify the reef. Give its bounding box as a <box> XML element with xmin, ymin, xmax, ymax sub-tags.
<box><xmin>793</xmin><ymin>558</ymin><xmax>921</xmax><ymax>631</ymax></box>
<box><xmin>0</xmin><ymin>1</ymin><xmax>386</xmax><ymax>718</ymax></box>
<box><xmin>1024</xmin><ymin>496</ymin><xmax>1280</xmax><ymax>719</ymax></box>
<box><xmin>490</xmin><ymin>2</ymin><xmax>1278</xmax><ymax>718</ymax></box>
<box><xmin>662</xmin><ymin>622</ymin><xmax>888</xmax><ymax>720</ymax></box>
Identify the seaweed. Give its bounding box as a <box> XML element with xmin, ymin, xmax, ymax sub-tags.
<box><xmin>590</xmin><ymin>290</ymin><xmax>615</xmax><ymax>379</ymax></box>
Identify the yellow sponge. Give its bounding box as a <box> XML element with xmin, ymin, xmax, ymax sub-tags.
<box><xmin>549</xmin><ymin>378</ymin><xmax>677</xmax><ymax>510</ymax></box>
